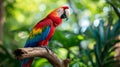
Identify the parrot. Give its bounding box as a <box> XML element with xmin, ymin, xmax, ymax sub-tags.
<box><xmin>21</xmin><ymin>6</ymin><xmax>69</xmax><ymax>67</ymax></box>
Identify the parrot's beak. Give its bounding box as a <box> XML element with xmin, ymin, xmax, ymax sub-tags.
<box><xmin>65</xmin><ymin>9</ymin><xmax>69</xmax><ymax>21</ymax></box>
<box><xmin>61</xmin><ymin>9</ymin><xmax>69</xmax><ymax>21</ymax></box>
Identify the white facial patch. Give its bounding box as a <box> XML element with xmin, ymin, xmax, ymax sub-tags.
<box><xmin>65</xmin><ymin>9</ymin><xmax>69</xmax><ymax>18</ymax></box>
<box><xmin>57</xmin><ymin>8</ymin><xmax>64</xmax><ymax>17</ymax></box>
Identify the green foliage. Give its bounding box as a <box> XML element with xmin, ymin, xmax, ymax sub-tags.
<box><xmin>85</xmin><ymin>18</ymin><xmax>120</xmax><ymax>67</ymax></box>
<box><xmin>1</xmin><ymin>0</ymin><xmax>120</xmax><ymax>67</ymax></box>
<box><xmin>0</xmin><ymin>45</ymin><xmax>20</xmax><ymax>67</ymax></box>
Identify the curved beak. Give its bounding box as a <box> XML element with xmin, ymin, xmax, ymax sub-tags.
<box><xmin>65</xmin><ymin>9</ymin><xmax>69</xmax><ymax>20</ymax></box>
<box><xmin>61</xmin><ymin>9</ymin><xmax>69</xmax><ymax>21</ymax></box>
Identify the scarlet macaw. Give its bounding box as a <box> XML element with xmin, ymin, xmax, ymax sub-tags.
<box><xmin>21</xmin><ymin>6</ymin><xmax>69</xmax><ymax>67</ymax></box>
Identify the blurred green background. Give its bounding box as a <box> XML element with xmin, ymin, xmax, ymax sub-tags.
<box><xmin>0</xmin><ymin>0</ymin><xmax>120</xmax><ymax>67</ymax></box>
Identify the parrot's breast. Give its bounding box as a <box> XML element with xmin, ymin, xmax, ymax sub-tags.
<box><xmin>46</xmin><ymin>25</ymin><xmax>55</xmax><ymax>41</ymax></box>
<box><xmin>47</xmin><ymin>16</ymin><xmax>62</xmax><ymax>27</ymax></box>
<box><xmin>38</xmin><ymin>25</ymin><xmax>55</xmax><ymax>46</ymax></box>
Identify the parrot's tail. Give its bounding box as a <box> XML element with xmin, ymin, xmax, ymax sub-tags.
<box><xmin>21</xmin><ymin>58</ymin><xmax>34</xmax><ymax>67</ymax></box>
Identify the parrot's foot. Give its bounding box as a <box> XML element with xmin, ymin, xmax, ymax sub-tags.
<box><xmin>40</xmin><ymin>46</ymin><xmax>52</xmax><ymax>54</ymax></box>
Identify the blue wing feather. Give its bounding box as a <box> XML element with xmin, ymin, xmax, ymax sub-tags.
<box><xmin>24</xmin><ymin>26</ymin><xmax>51</xmax><ymax>47</ymax></box>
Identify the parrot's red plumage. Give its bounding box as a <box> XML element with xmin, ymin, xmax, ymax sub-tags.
<box><xmin>21</xmin><ymin>6</ymin><xmax>69</xmax><ymax>67</ymax></box>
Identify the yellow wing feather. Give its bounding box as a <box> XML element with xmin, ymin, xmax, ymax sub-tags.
<box><xmin>29</xmin><ymin>28</ymin><xmax>42</xmax><ymax>38</ymax></box>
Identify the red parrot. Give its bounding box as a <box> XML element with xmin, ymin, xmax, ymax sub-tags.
<box><xmin>21</xmin><ymin>6</ymin><xmax>69</xmax><ymax>67</ymax></box>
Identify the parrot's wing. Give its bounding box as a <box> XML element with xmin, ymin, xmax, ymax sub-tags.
<box><xmin>24</xmin><ymin>18</ymin><xmax>53</xmax><ymax>47</ymax></box>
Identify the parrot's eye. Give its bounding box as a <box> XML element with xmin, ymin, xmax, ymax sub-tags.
<box><xmin>57</xmin><ymin>10</ymin><xmax>61</xmax><ymax>12</ymax></box>
<box><xmin>57</xmin><ymin>8</ymin><xmax>64</xmax><ymax>13</ymax></box>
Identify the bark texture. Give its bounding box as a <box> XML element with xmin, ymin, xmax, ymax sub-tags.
<box><xmin>13</xmin><ymin>47</ymin><xmax>71</xmax><ymax>67</ymax></box>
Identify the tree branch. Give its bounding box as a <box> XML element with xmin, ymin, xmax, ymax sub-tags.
<box><xmin>13</xmin><ymin>47</ymin><xmax>71</xmax><ymax>67</ymax></box>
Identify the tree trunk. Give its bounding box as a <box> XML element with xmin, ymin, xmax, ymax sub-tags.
<box><xmin>0</xmin><ymin>0</ymin><xmax>4</xmax><ymax>45</ymax></box>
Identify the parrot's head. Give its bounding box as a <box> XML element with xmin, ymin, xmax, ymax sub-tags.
<box><xmin>47</xmin><ymin>6</ymin><xmax>69</xmax><ymax>27</ymax></box>
<box><xmin>58</xmin><ymin>6</ymin><xmax>69</xmax><ymax>20</ymax></box>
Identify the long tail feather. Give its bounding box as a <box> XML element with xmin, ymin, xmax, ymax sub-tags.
<box><xmin>21</xmin><ymin>58</ymin><xmax>34</xmax><ymax>67</ymax></box>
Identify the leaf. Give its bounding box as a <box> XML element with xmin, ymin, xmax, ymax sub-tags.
<box><xmin>85</xmin><ymin>50</ymin><xmax>95</xmax><ymax>67</ymax></box>
<box><xmin>111</xmin><ymin>19</ymin><xmax>120</xmax><ymax>38</ymax></box>
<box><xmin>101</xmin><ymin>40</ymin><xmax>120</xmax><ymax>59</ymax></box>
<box><xmin>94</xmin><ymin>45</ymin><xmax>101</xmax><ymax>67</ymax></box>
<box><xmin>108</xmin><ymin>46</ymin><xmax>120</xmax><ymax>56</ymax></box>
<box><xmin>88</xmin><ymin>26</ymin><xmax>99</xmax><ymax>42</ymax></box>
<box><xmin>105</xmin><ymin>23</ymin><xmax>111</xmax><ymax>41</ymax></box>
<box><xmin>103</xmin><ymin>59</ymin><xmax>119</xmax><ymax>66</ymax></box>
<box><xmin>109</xmin><ymin>40</ymin><xmax>120</xmax><ymax>48</ymax></box>
<box><xmin>99</xmin><ymin>20</ymin><xmax>105</xmax><ymax>46</ymax></box>
<box><xmin>0</xmin><ymin>45</ymin><xmax>13</xmax><ymax>59</ymax></box>
<box><xmin>104</xmin><ymin>55</ymin><xmax>114</xmax><ymax>62</ymax></box>
<box><xmin>72</xmin><ymin>62</ymin><xmax>87</xmax><ymax>67</ymax></box>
